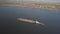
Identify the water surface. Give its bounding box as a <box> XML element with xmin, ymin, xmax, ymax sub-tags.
<box><xmin>0</xmin><ymin>6</ymin><xmax>60</xmax><ymax>34</ymax></box>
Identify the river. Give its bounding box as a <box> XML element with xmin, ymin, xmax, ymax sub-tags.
<box><xmin>0</xmin><ymin>6</ymin><xmax>60</xmax><ymax>34</ymax></box>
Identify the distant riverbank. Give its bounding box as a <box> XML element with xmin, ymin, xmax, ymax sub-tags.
<box><xmin>0</xmin><ymin>3</ymin><xmax>60</xmax><ymax>10</ymax></box>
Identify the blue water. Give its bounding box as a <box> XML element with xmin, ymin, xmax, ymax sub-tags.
<box><xmin>0</xmin><ymin>6</ymin><xmax>60</xmax><ymax>34</ymax></box>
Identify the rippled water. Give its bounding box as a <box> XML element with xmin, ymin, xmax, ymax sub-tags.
<box><xmin>0</xmin><ymin>6</ymin><xmax>60</xmax><ymax>34</ymax></box>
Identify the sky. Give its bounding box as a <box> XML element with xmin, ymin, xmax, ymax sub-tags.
<box><xmin>0</xmin><ymin>0</ymin><xmax>60</xmax><ymax>3</ymax></box>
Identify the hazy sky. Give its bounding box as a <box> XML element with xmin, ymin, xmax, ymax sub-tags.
<box><xmin>0</xmin><ymin>0</ymin><xmax>60</xmax><ymax>2</ymax></box>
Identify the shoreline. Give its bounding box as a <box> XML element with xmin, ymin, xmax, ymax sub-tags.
<box><xmin>0</xmin><ymin>3</ymin><xmax>60</xmax><ymax>10</ymax></box>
